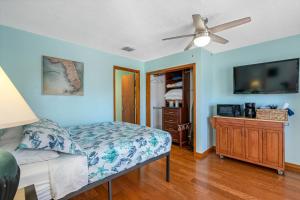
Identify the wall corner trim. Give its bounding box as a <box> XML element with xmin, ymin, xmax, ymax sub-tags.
<box><xmin>285</xmin><ymin>162</ymin><xmax>300</xmax><ymax>173</ymax></box>
<box><xmin>194</xmin><ymin>146</ymin><xmax>216</xmax><ymax>159</ymax></box>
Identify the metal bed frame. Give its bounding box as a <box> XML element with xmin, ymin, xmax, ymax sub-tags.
<box><xmin>60</xmin><ymin>152</ymin><xmax>170</xmax><ymax>200</ymax></box>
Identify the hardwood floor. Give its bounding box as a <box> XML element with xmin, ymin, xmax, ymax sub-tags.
<box><xmin>71</xmin><ymin>146</ymin><xmax>300</xmax><ymax>200</ymax></box>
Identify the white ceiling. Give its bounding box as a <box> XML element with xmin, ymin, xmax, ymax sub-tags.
<box><xmin>1</xmin><ymin>0</ymin><xmax>300</xmax><ymax>61</ymax></box>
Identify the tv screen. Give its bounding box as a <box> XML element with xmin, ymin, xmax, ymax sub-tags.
<box><xmin>234</xmin><ymin>58</ymin><xmax>299</xmax><ymax>94</ymax></box>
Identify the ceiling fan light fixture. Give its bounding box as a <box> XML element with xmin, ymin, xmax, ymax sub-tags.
<box><xmin>162</xmin><ymin>15</ymin><xmax>251</xmax><ymax>51</ymax></box>
<box><xmin>194</xmin><ymin>32</ymin><xmax>211</xmax><ymax>47</ymax></box>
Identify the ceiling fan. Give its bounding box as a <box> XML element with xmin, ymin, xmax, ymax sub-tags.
<box><xmin>162</xmin><ymin>14</ymin><xmax>251</xmax><ymax>51</ymax></box>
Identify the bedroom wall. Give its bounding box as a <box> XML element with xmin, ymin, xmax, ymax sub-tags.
<box><xmin>143</xmin><ymin>48</ymin><xmax>214</xmax><ymax>153</ymax></box>
<box><xmin>143</xmin><ymin>34</ymin><xmax>300</xmax><ymax>162</ymax></box>
<box><xmin>2</xmin><ymin>24</ymin><xmax>300</xmax><ymax>164</ymax></box>
<box><xmin>211</xmin><ymin>34</ymin><xmax>300</xmax><ymax>165</ymax></box>
<box><xmin>0</xmin><ymin>25</ymin><xmax>143</xmax><ymax>127</ymax></box>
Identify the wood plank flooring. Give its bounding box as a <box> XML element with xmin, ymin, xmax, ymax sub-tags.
<box><xmin>71</xmin><ymin>146</ymin><xmax>300</xmax><ymax>200</ymax></box>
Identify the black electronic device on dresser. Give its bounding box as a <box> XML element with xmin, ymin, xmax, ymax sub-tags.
<box><xmin>244</xmin><ymin>102</ymin><xmax>256</xmax><ymax>118</ymax></box>
<box><xmin>217</xmin><ymin>104</ymin><xmax>242</xmax><ymax>117</ymax></box>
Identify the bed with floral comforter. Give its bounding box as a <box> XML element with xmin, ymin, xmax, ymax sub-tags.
<box><xmin>67</xmin><ymin>122</ymin><xmax>171</xmax><ymax>183</ymax></box>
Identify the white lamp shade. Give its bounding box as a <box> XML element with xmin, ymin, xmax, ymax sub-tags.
<box><xmin>194</xmin><ymin>35</ymin><xmax>211</xmax><ymax>47</ymax></box>
<box><xmin>0</xmin><ymin>66</ymin><xmax>38</xmax><ymax>129</ymax></box>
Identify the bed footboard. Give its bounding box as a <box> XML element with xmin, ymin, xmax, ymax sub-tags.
<box><xmin>61</xmin><ymin>152</ymin><xmax>170</xmax><ymax>200</ymax></box>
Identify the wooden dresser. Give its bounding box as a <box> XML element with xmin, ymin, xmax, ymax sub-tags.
<box><xmin>162</xmin><ymin>69</ymin><xmax>190</xmax><ymax>147</ymax></box>
<box><xmin>162</xmin><ymin>107</ymin><xmax>187</xmax><ymax>147</ymax></box>
<box><xmin>210</xmin><ymin>116</ymin><xmax>285</xmax><ymax>174</ymax></box>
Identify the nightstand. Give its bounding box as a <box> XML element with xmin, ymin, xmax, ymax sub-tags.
<box><xmin>14</xmin><ymin>185</ymin><xmax>38</xmax><ymax>200</ymax></box>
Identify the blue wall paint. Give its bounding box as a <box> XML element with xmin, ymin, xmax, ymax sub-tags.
<box><xmin>0</xmin><ymin>25</ymin><xmax>142</xmax><ymax>126</ymax></box>
<box><xmin>144</xmin><ymin>35</ymin><xmax>300</xmax><ymax>163</ymax></box>
<box><xmin>144</xmin><ymin>48</ymin><xmax>214</xmax><ymax>153</ymax></box>
<box><xmin>1</xmin><ymin>24</ymin><xmax>300</xmax><ymax>164</ymax></box>
<box><xmin>211</xmin><ymin>34</ymin><xmax>300</xmax><ymax>165</ymax></box>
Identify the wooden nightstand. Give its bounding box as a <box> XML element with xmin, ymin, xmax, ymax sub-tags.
<box><xmin>14</xmin><ymin>185</ymin><xmax>38</xmax><ymax>200</ymax></box>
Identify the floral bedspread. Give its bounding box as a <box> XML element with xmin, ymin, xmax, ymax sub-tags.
<box><xmin>67</xmin><ymin>122</ymin><xmax>171</xmax><ymax>183</ymax></box>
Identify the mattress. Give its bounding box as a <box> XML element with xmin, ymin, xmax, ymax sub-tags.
<box><xmin>18</xmin><ymin>154</ymin><xmax>88</xmax><ymax>200</ymax></box>
<box><xmin>67</xmin><ymin>121</ymin><xmax>171</xmax><ymax>183</ymax></box>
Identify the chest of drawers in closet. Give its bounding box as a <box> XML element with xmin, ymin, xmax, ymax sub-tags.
<box><xmin>162</xmin><ymin>107</ymin><xmax>184</xmax><ymax>143</ymax></box>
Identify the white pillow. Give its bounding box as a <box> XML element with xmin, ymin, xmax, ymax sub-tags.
<box><xmin>0</xmin><ymin>133</ymin><xmax>60</xmax><ymax>165</ymax></box>
<box><xmin>12</xmin><ymin>149</ymin><xmax>60</xmax><ymax>165</ymax></box>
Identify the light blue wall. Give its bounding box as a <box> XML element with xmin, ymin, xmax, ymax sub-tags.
<box><xmin>0</xmin><ymin>25</ymin><xmax>142</xmax><ymax>126</ymax></box>
<box><xmin>144</xmin><ymin>48</ymin><xmax>214</xmax><ymax>153</ymax></box>
<box><xmin>1</xmin><ymin>24</ymin><xmax>300</xmax><ymax>164</ymax></box>
<box><xmin>211</xmin><ymin>34</ymin><xmax>300</xmax><ymax>165</ymax></box>
<box><xmin>144</xmin><ymin>35</ymin><xmax>300</xmax><ymax>163</ymax></box>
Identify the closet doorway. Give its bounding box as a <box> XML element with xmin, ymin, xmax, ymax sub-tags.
<box><xmin>146</xmin><ymin>63</ymin><xmax>196</xmax><ymax>152</ymax></box>
<box><xmin>113</xmin><ymin>66</ymin><xmax>140</xmax><ymax>124</ymax></box>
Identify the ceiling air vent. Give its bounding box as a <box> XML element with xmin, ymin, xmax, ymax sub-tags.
<box><xmin>121</xmin><ymin>46</ymin><xmax>135</xmax><ymax>52</ymax></box>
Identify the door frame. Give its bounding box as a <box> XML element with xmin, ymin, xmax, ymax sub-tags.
<box><xmin>113</xmin><ymin>66</ymin><xmax>140</xmax><ymax>124</ymax></box>
<box><xmin>146</xmin><ymin>63</ymin><xmax>197</xmax><ymax>153</ymax></box>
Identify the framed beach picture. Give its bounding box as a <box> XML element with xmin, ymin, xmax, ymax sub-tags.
<box><xmin>42</xmin><ymin>56</ymin><xmax>84</xmax><ymax>96</ymax></box>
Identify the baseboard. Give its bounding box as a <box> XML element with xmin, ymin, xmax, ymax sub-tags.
<box><xmin>194</xmin><ymin>146</ymin><xmax>215</xmax><ymax>159</ymax></box>
<box><xmin>285</xmin><ymin>162</ymin><xmax>300</xmax><ymax>173</ymax></box>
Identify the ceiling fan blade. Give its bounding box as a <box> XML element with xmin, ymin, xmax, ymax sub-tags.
<box><xmin>192</xmin><ymin>14</ymin><xmax>206</xmax><ymax>31</ymax></box>
<box><xmin>209</xmin><ymin>17</ymin><xmax>251</xmax><ymax>33</ymax></box>
<box><xmin>210</xmin><ymin>33</ymin><xmax>229</xmax><ymax>44</ymax></box>
<box><xmin>184</xmin><ymin>37</ymin><xmax>195</xmax><ymax>51</ymax></box>
<box><xmin>162</xmin><ymin>33</ymin><xmax>196</xmax><ymax>41</ymax></box>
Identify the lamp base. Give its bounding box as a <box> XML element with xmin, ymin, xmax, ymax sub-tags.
<box><xmin>0</xmin><ymin>150</ymin><xmax>20</xmax><ymax>200</ymax></box>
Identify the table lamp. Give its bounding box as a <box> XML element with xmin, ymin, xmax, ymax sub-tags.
<box><xmin>0</xmin><ymin>66</ymin><xmax>38</xmax><ymax>129</ymax></box>
<box><xmin>0</xmin><ymin>66</ymin><xmax>38</xmax><ymax>200</ymax></box>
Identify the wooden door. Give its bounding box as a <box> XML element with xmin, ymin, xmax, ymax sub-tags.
<box><xmin>216</xmin><ymin>125</ymin><xmax>230</xmax><ymax>155</ymax></box>
<box><xmin>230</xmin><ymin>126</ymin><xmax>245</xmax><ymax>159</ymax></box>
<box><xmin>262</xmin><ymin>128</ymin><xmax>283</xmax><ymax>168</ymax></box>
<box><xmin>122</xmin><ymin>74</ymin><xmax>135</xmax><ymax>123</ymax></box>
<box><xmin>245</xmin><ymin>127</ymin><xmax>263</xmax><ymax>163</ymax></box>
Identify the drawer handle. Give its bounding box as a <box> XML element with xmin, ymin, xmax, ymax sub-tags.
<box><xmin>165</xmin><ymin>112</ymin><xmax>175</xmax><ymax>115</ymax></box>
<box><xmin>166</xmin><ymin>120</ymin><xmax>176</xmax><ymax>123</ymax></box>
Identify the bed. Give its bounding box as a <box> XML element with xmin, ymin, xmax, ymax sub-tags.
<box><xmin>18</xmin><ymin>121</ymin><xmax>172</xmax><ymax>200</ymax></box>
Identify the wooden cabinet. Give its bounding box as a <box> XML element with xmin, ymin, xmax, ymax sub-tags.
<box><xmin>262</xmin><ymin>128</ymin><xmax>284</xmax><ymax>168</ymax></box>
<box><xmin>162</xmin><ymin>69</ymin><xmax>191</xmax><ymax>148</ymax></box>
<box><xmin>215</xmin><ymin>118</ymin><xmax>244</xmax><ymax>158</ymax></box>
<box><xmin>162</xmin><ymin>107</ymin><xmax>187</xmax><ymax>147</ymax></box>
<box><xmin>211</xmin><ymin>116</ymin><xmax>285</xmax><ymax>174</ymax></box>
<box><xmin>163</xmin><ymin>107</ymin><xmax>187</xmax><ymax>147</ymax></box>
<box><xmin>216</xmin><ymin>125</ymin><xmax>230</xmax><ymax>155</ymax></box>
<box><xmin>245</xmin><ymin>127</ymin><xmax>262</xmax><ymax>163</ymax></box>
<box><xmin>230</xmin><ymin>126</ymin><xmax>245</xmax><ymax>159</ymax></box>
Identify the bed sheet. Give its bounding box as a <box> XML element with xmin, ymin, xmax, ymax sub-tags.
<box><xmin>19</xmin><ymin>161</ymin><xmax>52</xmax><ymax>200</ymax></box>
<box><xmin>67</xmin><ymin>122</ymin><xmax>171</xmax><ymax>183</ymax></box>
<box><xmin>18</xmin><ymin>154</ymin><xmax>88</xmax><ymax>200</ymax></box>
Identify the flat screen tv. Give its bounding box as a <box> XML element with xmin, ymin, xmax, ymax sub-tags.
<box><xmin>234</xmin><ymin>58</ymin><xmax>299</xmax><ymax>94</ymax></box>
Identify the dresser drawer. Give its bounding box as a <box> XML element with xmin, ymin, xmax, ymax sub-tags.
<box><xmin>164</xmin><ymin>127</ymin><xmax>178</xmax><ymax>133</ymax></box>
<box><xmin>164</xmin><ymin>121</ymin><xmax>178</xmax><ymax>128</ymax></box>
<box><xmin>165</xmin><ymin>130</ymin><xmax>179</xmax><ymax>142</ymax></box>
<box><xmin>163</xmin><ymin>114</ymin><xmax>178</xmax><ymax>123</ymax></box>
<box><xmin>245</xmin><ymin>120</ymin><xmax>283</xmax><ymax>129</ymax></box>
<box><xmin>216</xmin><ymin>117</ymin><xmax>244</xmax><ymax>126</ymax></box>
<box><xmin>163</xmin><ymin>108</ymin><xmax>180</xmax><ymax>115</ymax></box>
<box><xmin>170</xmin><ymin>131</ymin><xmax>179</xmax><ymax>143</ymax></box>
